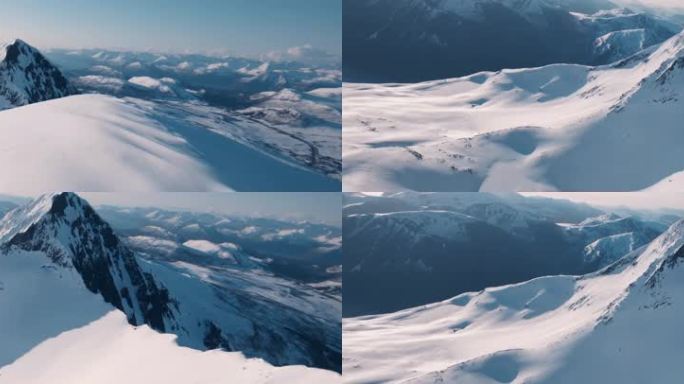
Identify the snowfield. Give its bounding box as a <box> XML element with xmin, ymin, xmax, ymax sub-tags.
<box><xmin>0</xmin><ymin>249</ymin><xmax>337</xmax><ymax>384</ymax></box>
<box><xmin>343</xmin><ymin>219</ymin><xmax>684</xmax><ymax>383</ymax></box>
<box><xmin>343</xmin><ymin>31</ymin><xmax>684</xmax><ymax>192</ymax></box>
<box><xmin>0</xmin><ymin>94</ymin><xmax>339</xmax><ymax>192</ymax></box>
<box><xmin>0</xmin><ymin>311</ymin><xmax>339</xmax><ymax>384</ymax></box>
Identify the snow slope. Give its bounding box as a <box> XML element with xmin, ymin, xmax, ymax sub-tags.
<box><xmin>0</xmin><ymin>94</ymin><xmax>339</xmax><ymax>192</ymax></box>
<box><xmin>343</xmin><ymin>31</ymin><xmax>684</xmax><ymax>191</ymax></box>
<box><xmin>0</xmin><ymin>311</ymin><xmax>339</xmax><ymax>384</ymax></box>
<box><xmin>343</xmin><ymin>219</ymin><xmax>684</xmax><ymax>383</ymax></box>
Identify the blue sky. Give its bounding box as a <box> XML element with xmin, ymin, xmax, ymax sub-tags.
<box><xmin>0</xmin><ymin>0</ymin><xmax>341</xmax><ymax>57</ymax></box>
<box><xmin>80</xmin><ymin>192</ymin><xmax>342</xmax><ymax>226</ymax></box>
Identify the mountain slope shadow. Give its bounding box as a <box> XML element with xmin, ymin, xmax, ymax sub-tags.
<box><xmin>144</xmin><ymin>101</ymin><xmax>341</xmax><ymax>191</ymax></box>
<box><xmin>0</xmin><ymin>250</ymin><xmax>112</xmax><ymax>367</ymax></box>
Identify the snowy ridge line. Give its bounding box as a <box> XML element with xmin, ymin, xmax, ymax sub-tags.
<box><xmin>343</xmin><ymin>219</ymin><xmax>684</xmax><ymax>383</ymax></box>
<box><xmin>0</xmin><ymin>193</ymin><xmax>342</xmax><ymax>376</ymax></box>
<box><xmin>343</xmin><ymin>30</ymin><xmax>684</xmax><ymax>191</ymax></box>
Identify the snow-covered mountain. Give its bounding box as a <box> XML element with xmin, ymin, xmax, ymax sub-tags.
<box><xmin>0</xmin><ymin>193</ymin><xmax>341</xmax><ymax>378</ymax></box>
<box><xmin>0</xmin><ymin>39</ymin><xmax>76</xmax><ymax>110</ymax></box>
<box><xmin>0</xmin><ymin>193</ymin><xmax>170</xmax><ymax>330</ymax></box>
<box><xmin>344</xmin><ymin>0</ymin><xmax>681</xmax><ymax>82</ymax></box>
<box><xmin>343</xmin><ymin>218</ymin><xmax>684</xmax><ymax>383</ymax></box>
<box><xmin>344</xmin><ymin>30</ymin><xmax>684</xmax><ymax>191</ymax></box>
<box><xmin>343</xmin><ymin>193</ymin><xmax>670</xmax><ymax>316</ymax></box>
<box><xmin>0</xmin><ymin>94</ymin><xmax>338</xmax><ymax>192</ymax></box>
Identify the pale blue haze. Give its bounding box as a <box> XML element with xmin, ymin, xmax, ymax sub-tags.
<box><xmin>0</xmin><ymin>193</ymin><xmax>342</xmax><ymax>226</ymax></box>
<box><xmin>0</xmin><ymin>0</ymin><xmax>341</xmax><ymax>56</ymax></box>
<box><xmin>82</xmin><ymin>193</ymin><xmax>342</xmax><ymax>227</ymax></box>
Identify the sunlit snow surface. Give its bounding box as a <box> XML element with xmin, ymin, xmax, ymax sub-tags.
<box><xmin>0</xmin><ymin>94</ymin><xmax>339</xmax><ymax>192</ymax></box>
<box><xmin>343</xmin><ymin>32</ymin><xmax>684</xmax><ymax>192</ymax></box>
<box><xmin>0</xmin><ymin>311</ymin><xmax>338</xmax><ymax>384</ymax></box>
<box><xmin>343</xmin><ymin>220</ymin><xmax>684</xmax><ymax>383</ymax></box>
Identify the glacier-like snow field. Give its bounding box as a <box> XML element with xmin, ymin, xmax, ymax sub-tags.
<box><xmin>343</xmin><ymin>32</ymin><xmax>684</xmax><ymax>192</ymax></box>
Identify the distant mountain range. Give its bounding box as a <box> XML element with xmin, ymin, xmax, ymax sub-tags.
<box><xmin>344</xmin><ymin>0</ymin><xmax>682</xmax><ymax>82</ymax></box>
<box><xmin>343</xmin><ymin>193</ymin><xmax>676</xmax><ymax>316</ymax></box>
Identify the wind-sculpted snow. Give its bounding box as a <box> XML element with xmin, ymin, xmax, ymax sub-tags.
<box><xmin>344</xmin><ymin>219</ymin><xmax>684</xmax><ymax>383</ymax></box>
<box><xmin>344</xmin><ymin>31</ymin><xmax>684</xmax><ymax>191</ymax></box>
<box><xmin>0</xmin><ymin>194</ymin><xmax>342</xmax><ymax>375</ymax></box>
<box><xmin>0</xmin><ymin>39</ymin><xmax>76</xmax><ymax>109</ymax></box>
<box><xmin>0</xmin><ymin>290</ymin><xmax>339</xmax><ymax>384</ymax></box>
<box><xmin>0</xmin><ymin>94</ymin><xmax>339</xmax><ymax>192</ymax></box>
<box><xmin>0</xmin><ymin>311</ymin><xmax>339</xmax><ymax>384</ymax></box>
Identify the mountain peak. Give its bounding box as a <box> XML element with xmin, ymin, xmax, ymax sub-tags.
<box><xmin>44</xmin><ymin>191</ymin><xmax>88</xmax><ymax>215</ymax></box>
<box><xmin>0</xmin><ymin>193</ymin><xmax>172</xmax><ymax>331</ymax></box>
<box><xmin>1</xmin><ymin>38</ymin><xmax>44</xmax><ymax>66</ymax></box>
<box><xmin>0</xmin><ymin>38</ymin><xmax>77</xmax><ymax>108</ymax></box>
<box><xmin>0</xmin><ymin>39</ymin><xmax>39</xmax><ymax>61</ymax></box>
<box><xmin>0</xmin><ymin>192</ymin><xmax>90</xmax><ymax>245</ymax></box>
<box><xmin>658</xmin><ymin>218</ymin><xmax>684</xmax><ymax>245</ymax></box>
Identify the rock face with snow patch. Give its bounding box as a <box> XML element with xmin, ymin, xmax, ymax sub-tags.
<box><xmin>0</xmin><ymin>193</ymin><xmax>171</xmax><ymax>330</ymax></box>
<box><xmin>0</xmin><ymin>39</ymin><xmax>77</xmax><ymax>109</ymax></box>
<box><xmin>344</xmin><ymin>30</ymin><xmax>684</xmax><ymax>191</ymax></box>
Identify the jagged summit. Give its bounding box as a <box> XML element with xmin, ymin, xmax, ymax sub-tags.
<box><xmin>0</xmin><ymin>192</ymin><xmax>104</xmax><ymax>250</ymax></box>
<box><xmin>0</xmin><ymin>192</ymin><xmax>171</xmax><ymax>330</ymax></box>
<box><xmin>0</xmin><ymin>38</ymin><xmax>77</xmax><ymax>109</ymax></box>
<box><xmin>344</xmin><ymin>217</ymin><xmax>684</xmax><ymax>382</ymax></box>
<box><xmin>0</xmin><ymin>39</ymin><xmax>38</xmax><ymax>61</ymax></box>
